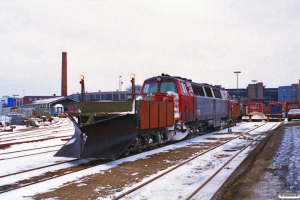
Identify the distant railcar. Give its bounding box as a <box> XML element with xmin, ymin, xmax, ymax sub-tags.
<box><xmin>247</xmin><ymin>102</ymin><xmax>264</xmax><ymax>115</ymax></box>
<box><xmin>267</xmin><ymin>102</ymin><xmax>282</xmax><ymax>114</ymax></box>
<box><xmin>285</xmin><ymin>101</ymin><xmax>300</xmax><ymax>117</ymax></box>
<box><xmin>230</xmin><ymin>101</ymin><xmax>242</xmax><ymax>119</ymax></box>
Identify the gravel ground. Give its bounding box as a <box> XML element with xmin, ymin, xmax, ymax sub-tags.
<box><xmin>223</xmin><ymin>120</ymin><xmax>300</xmax><ymax>200</ymax></box>
<box><xmin>32</xmin><ymin>141</ymin><xmax>224</xmax><ymax>199</ymax></box>
<box><xmin>29</xmin><ymin>121</ymin><xmax>299</xmax><ymax>200</ymax></box>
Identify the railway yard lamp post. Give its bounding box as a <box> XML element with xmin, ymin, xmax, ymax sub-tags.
<box><xmin>79</xmin><ymin>75</ymin><xmax>85</xmax><ymax>101</ymax></box>
<box><xmin>234</xmin><ymin>71</ymin><xmax>241</xmax><ymax>100</ymax></box>
<box><xmin>119</xmin><ymin>76</ymin><xmax>123</xmax><ymax>91</ymax></box>
<box><xmin>130</xmin><ymin>73</ymin><xmax>135</xmax><ymax>100</ymax></box>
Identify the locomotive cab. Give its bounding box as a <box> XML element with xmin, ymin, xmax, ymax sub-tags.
<box><xmin>139</xmin><ymin>74</ymin><xmax>194</xmax><ymax>123</ymax></box>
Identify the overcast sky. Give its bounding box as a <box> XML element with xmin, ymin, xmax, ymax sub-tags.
<box><xmin>0</xmin><ymin>0</ymin><xmax>299</xmax><ymax>97</ymax></box>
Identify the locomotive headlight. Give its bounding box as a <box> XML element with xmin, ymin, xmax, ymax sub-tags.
<box><xmin>130</xmin><ymin>73</ymin><xmax>135</xmax><ymax>79</ymax></box>
<box><xmin>157</xmin><ymin>76</ymin><xmax>162</xmax><ymax>81</ymax></box>
<box><xmin>80</xmin><ymin>75</ymin><xmax>84</xmax><ymax>80</ymax></box>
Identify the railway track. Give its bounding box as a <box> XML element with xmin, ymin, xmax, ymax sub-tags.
<box><xmin>0</xmin><ymin>121</ymin><xmax>282</xmax><ymax>199</ymax></box>
<box><xmin>0</xmin><ymin>118</ymin><xmax>74</xmax><ymax>149</ymax></box>
<box><xmin>187</xmin><ymin>122</ymin><xmax>280</xmax><ymax>199</ymax></box>
<box><xmin>113</xmin><ymin>122</ymin><xmax>276</xmax><ymax>199</ymax></box>
<box><xmin>0</xmin><ymin>124</ymin><xmax>216</xmax><ymax>196</ymax></box>
<box><xmin>0</xmin><ymin>117</ymin><xmax>82</xmax><ymax>193</ymax></box>
<box><xmin>0</xmin><ymin>144</ymin><xmax>66</xmax><ymax>160</ymax></box>
<box><xmin>0</xmin><ymin>158</ymin><xmax>103</xmax><ymax>194</ymax></box>
<box><xmin>0</xmin><ymin>118</ymin><xmax>72</xmax><ymax>137</ymax></box>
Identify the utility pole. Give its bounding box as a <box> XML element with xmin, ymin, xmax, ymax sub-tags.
<box><xmin>119</xmin><ymin>76</ymin><xmax>123</xmax><ymax>91</ymax></box>
<box><xmin>234</xmin><ymin>71</ymin><xmax>241</xmax><ymax>99</ymax></box>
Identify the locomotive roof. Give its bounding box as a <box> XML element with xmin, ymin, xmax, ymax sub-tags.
<box><xmin>145</xmin><ymin>73</ymin><xmax>222</xmax><ymax>88</ymax></box>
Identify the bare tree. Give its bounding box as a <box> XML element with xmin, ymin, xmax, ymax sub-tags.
<box><xmin>126</xmin><ymin>85</ymin><xmax>142</xmax><ymax>92</ymax></box>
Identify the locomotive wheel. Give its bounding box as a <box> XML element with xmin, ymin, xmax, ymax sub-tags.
<box><xmin>136</xmin><ymin>148</ymin><xmax>143</xmax><ymax>153</ymax></box>
<box><xmin>148</xmin><ymin>144</ymin><xmax>155</xmax><ymax>150</ymax></box>
<box><xmin>122</xmin><ymin>149</ymin><xmax>130</xmax><ymax>157</ymax></box>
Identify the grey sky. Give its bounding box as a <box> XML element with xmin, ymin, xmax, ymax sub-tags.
<box><xmin>1</xmin><ymin>0</ymin><xmax>299</xmax><ymax>97</ymax></box>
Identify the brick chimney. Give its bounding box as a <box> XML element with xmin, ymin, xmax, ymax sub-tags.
<box><xmin>61</xmin><ymin>52</ymin><xmax>67</xmax><ymax>96</ymax></box>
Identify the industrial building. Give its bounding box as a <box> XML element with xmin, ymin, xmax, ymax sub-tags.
<box><xmin>22</xmin><ymin>96</ymin><xmax>79</xmax><ymax>117</ymax></box>
<box><xmin>227</xmin><ymin>80</ymin><xmax>300</xmax><ymax>105</ymax></box>
<box><xmin>278</xmin><ymin>84</ymin><xmax>299</xmax><ymax>102</ymax></box>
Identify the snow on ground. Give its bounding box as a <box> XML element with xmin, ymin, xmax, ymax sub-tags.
<box><xmin>270</xmin><ymin>123</ymin><xmax>300</xmax><ymax>192</ymax></box>
<box><xmin>0</xmin><ymin>120</ymin><xmax>283</xmax><ymax>200</ymax></box>
<box><xmin>115</xmin><ymin>122</ymin><xmax>282</xmax><ymax>200</ymax></box>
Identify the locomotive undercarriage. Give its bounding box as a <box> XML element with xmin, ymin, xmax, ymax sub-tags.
<box><xmin>121</xmin><ymin>117</ymin><xmax>236</xmax><ymax>157</ymax></box>
<box><xmin>122</xmin><ymin>129</ymin><xmax>169</xmax><ymax>156</ymax></box>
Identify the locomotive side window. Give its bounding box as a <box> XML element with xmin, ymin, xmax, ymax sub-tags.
<box><xmin>191</xmin><ymin>84</ymin><xmax>199</xmax><ymax>95</ymax></box>
<box><xmin>191</xmin><ymin>84</ymin><xmax>205</xmax><ymax>96</ymax></box>
<box><xmin>198</xmin><ymin>86</ymin><xmax>205</xmax><ymax>96</ymax></box>
<box><xmin>181</xmin><ymin>82</ymin><xmax>188</xmax><ymax>94</ymax></box>
<box><xmin>160</xmin><ymin>82</ymin><xmax>177</xmax><ymax>93</ymax></box>
<box><xmin>142</xmin><ymin>82</ymin><xmax>158</xmax><ymax>94</ymax></box>
<box><xmin>213</xmin><ymin>88</ymin><xmax>222</xmax><ymax>99</ymax></box>
<box><xmin>204</xmin><ymin>87</ymin><xmax>213</xmax><ymax>97</ymax></box>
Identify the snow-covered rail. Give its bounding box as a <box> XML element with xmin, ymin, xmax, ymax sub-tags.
<box><xmin>0</xmin><ymin>118</ymin><xmax>73</xmax><ymax>149</ymax></box>
<box><xmin>114</xmin><ymin>122</ymin><xmax>275</xmax><ymax>199</ymax></box>
<box><xmin>188</xmin><ymin>122</ymin><xmax>280</xmax><ymax>199</ymax></box>
<box><xmin>0</xmin><ymin>121</ymin><xmax>282</xmax><ymax>199</ymax></box>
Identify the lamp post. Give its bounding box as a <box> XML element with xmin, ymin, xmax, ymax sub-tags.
<box><xmin>119</xmin><ymin>76</ymin><xmax>123</xmax><ymax>91</ymax></box>
<box><xmin>234</xmin><ymin>71</ymin><xmax>241</xmax><ymax>99</ymax></box>
<box><xmin>79</xmin><ymin>75</ymin><xmax>85</xmax><ymax>101</ymax></box>
<box><xmin>130</xmin><ymin>74</ymin><xmax>135</xmax><ymax>100</ymax></box>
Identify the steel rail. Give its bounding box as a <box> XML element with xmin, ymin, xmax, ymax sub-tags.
<box><xmin>0</xmin><ymin>136</ymin><xmax>71</xmax><ymax>149</ymax></box>
<box><xmin>186</xmin><ymin>122</ymin><xmax>280</xmax><ymax>199</ymax></box>
<box><xmin>0</xmin><ymin>158</ymin><xmax>107</xmax><ymax>194</ymax></box>
<box><xmin>0</xmin><ymin>144</ymin><xmax>64</xmax><ymax>155</ymax></box>
<box><xmin>113</xmin><ymin>123</ymin><xmax>268</xmax><ymax>200</ymax></box>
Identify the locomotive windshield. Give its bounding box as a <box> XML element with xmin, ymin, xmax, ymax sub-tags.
<box><xmin>142</xmin><ymin>82</ymin><xmax>158</xmax><ymax>94</ymax></box>
<box><xmin>288</xmin><ymin>104</ymin><xmax>298</xmax><ymax>109</ymax></box>
<box><xmin>142</xmin><ymin>81</ymin><xmax>177</xmax><ymax>94</ymax></box>
<box><xmin>160</xmin><ymin>82</ymin><xmax>177</xmax><ymax>93</ymax></box>
<box><xmin>249</xmin><ymin>105</ymin><xmax>260</xmax><ymax>109</ymax></box>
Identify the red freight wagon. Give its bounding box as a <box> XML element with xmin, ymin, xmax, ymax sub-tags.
<box><xmin>230</xmin><ymin>101</ymin><xmax>242</xmax><ymax>118</ymax></box>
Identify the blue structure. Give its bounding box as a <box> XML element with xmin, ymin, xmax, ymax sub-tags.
<box><xmin>278</xmin><ymin>84</ymin><xmax>299</xmax><ymax>102</ymax></box>
<box><xmin>0</xmin><ymin>96</ymin><xmax>15</xmax><ymax>107</ymax></box>
<box><xmin>7</xmin><ymin>98</ymin><xmax>14</xmax><ymax>107</ymax></box>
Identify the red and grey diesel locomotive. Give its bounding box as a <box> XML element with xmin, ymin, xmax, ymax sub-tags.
<box><xmin>140</xmin><ymin>73</ymin><xmax>241</xmax><ymax>129</ymax></box>
<box><xmin>55</xmin><ymin>74</ymin><xmax>242</xmax><ymax>160</ymax></box>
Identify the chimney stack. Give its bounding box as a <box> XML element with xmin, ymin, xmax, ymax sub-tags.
<box><xmin>61</xmin><ymin>52</ymin><xmax>67</xmax><ymax>96</ymax></box>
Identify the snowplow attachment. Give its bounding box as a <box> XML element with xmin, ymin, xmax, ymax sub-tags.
<box><xmin>54</xmin><ymin>114</ymin><xmax>137</xmax><ymax>160</ymax></box>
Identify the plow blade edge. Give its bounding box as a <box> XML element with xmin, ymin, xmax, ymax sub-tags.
<box><xmin>54</xmin><ymin>114</ymin><xmax>137</xmax><ymax>160</ymax></box>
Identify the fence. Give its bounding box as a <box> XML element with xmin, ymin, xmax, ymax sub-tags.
<box><xmin>0</xmin><ymin>107</ymin><xmax>35</xmax><ymax>126</ymax></box>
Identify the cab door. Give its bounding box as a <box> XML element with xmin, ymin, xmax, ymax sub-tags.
<box><xmin>183</xmin><ymin>82</ymin><xmax>194</xmax><ymax>121</ymax></box>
